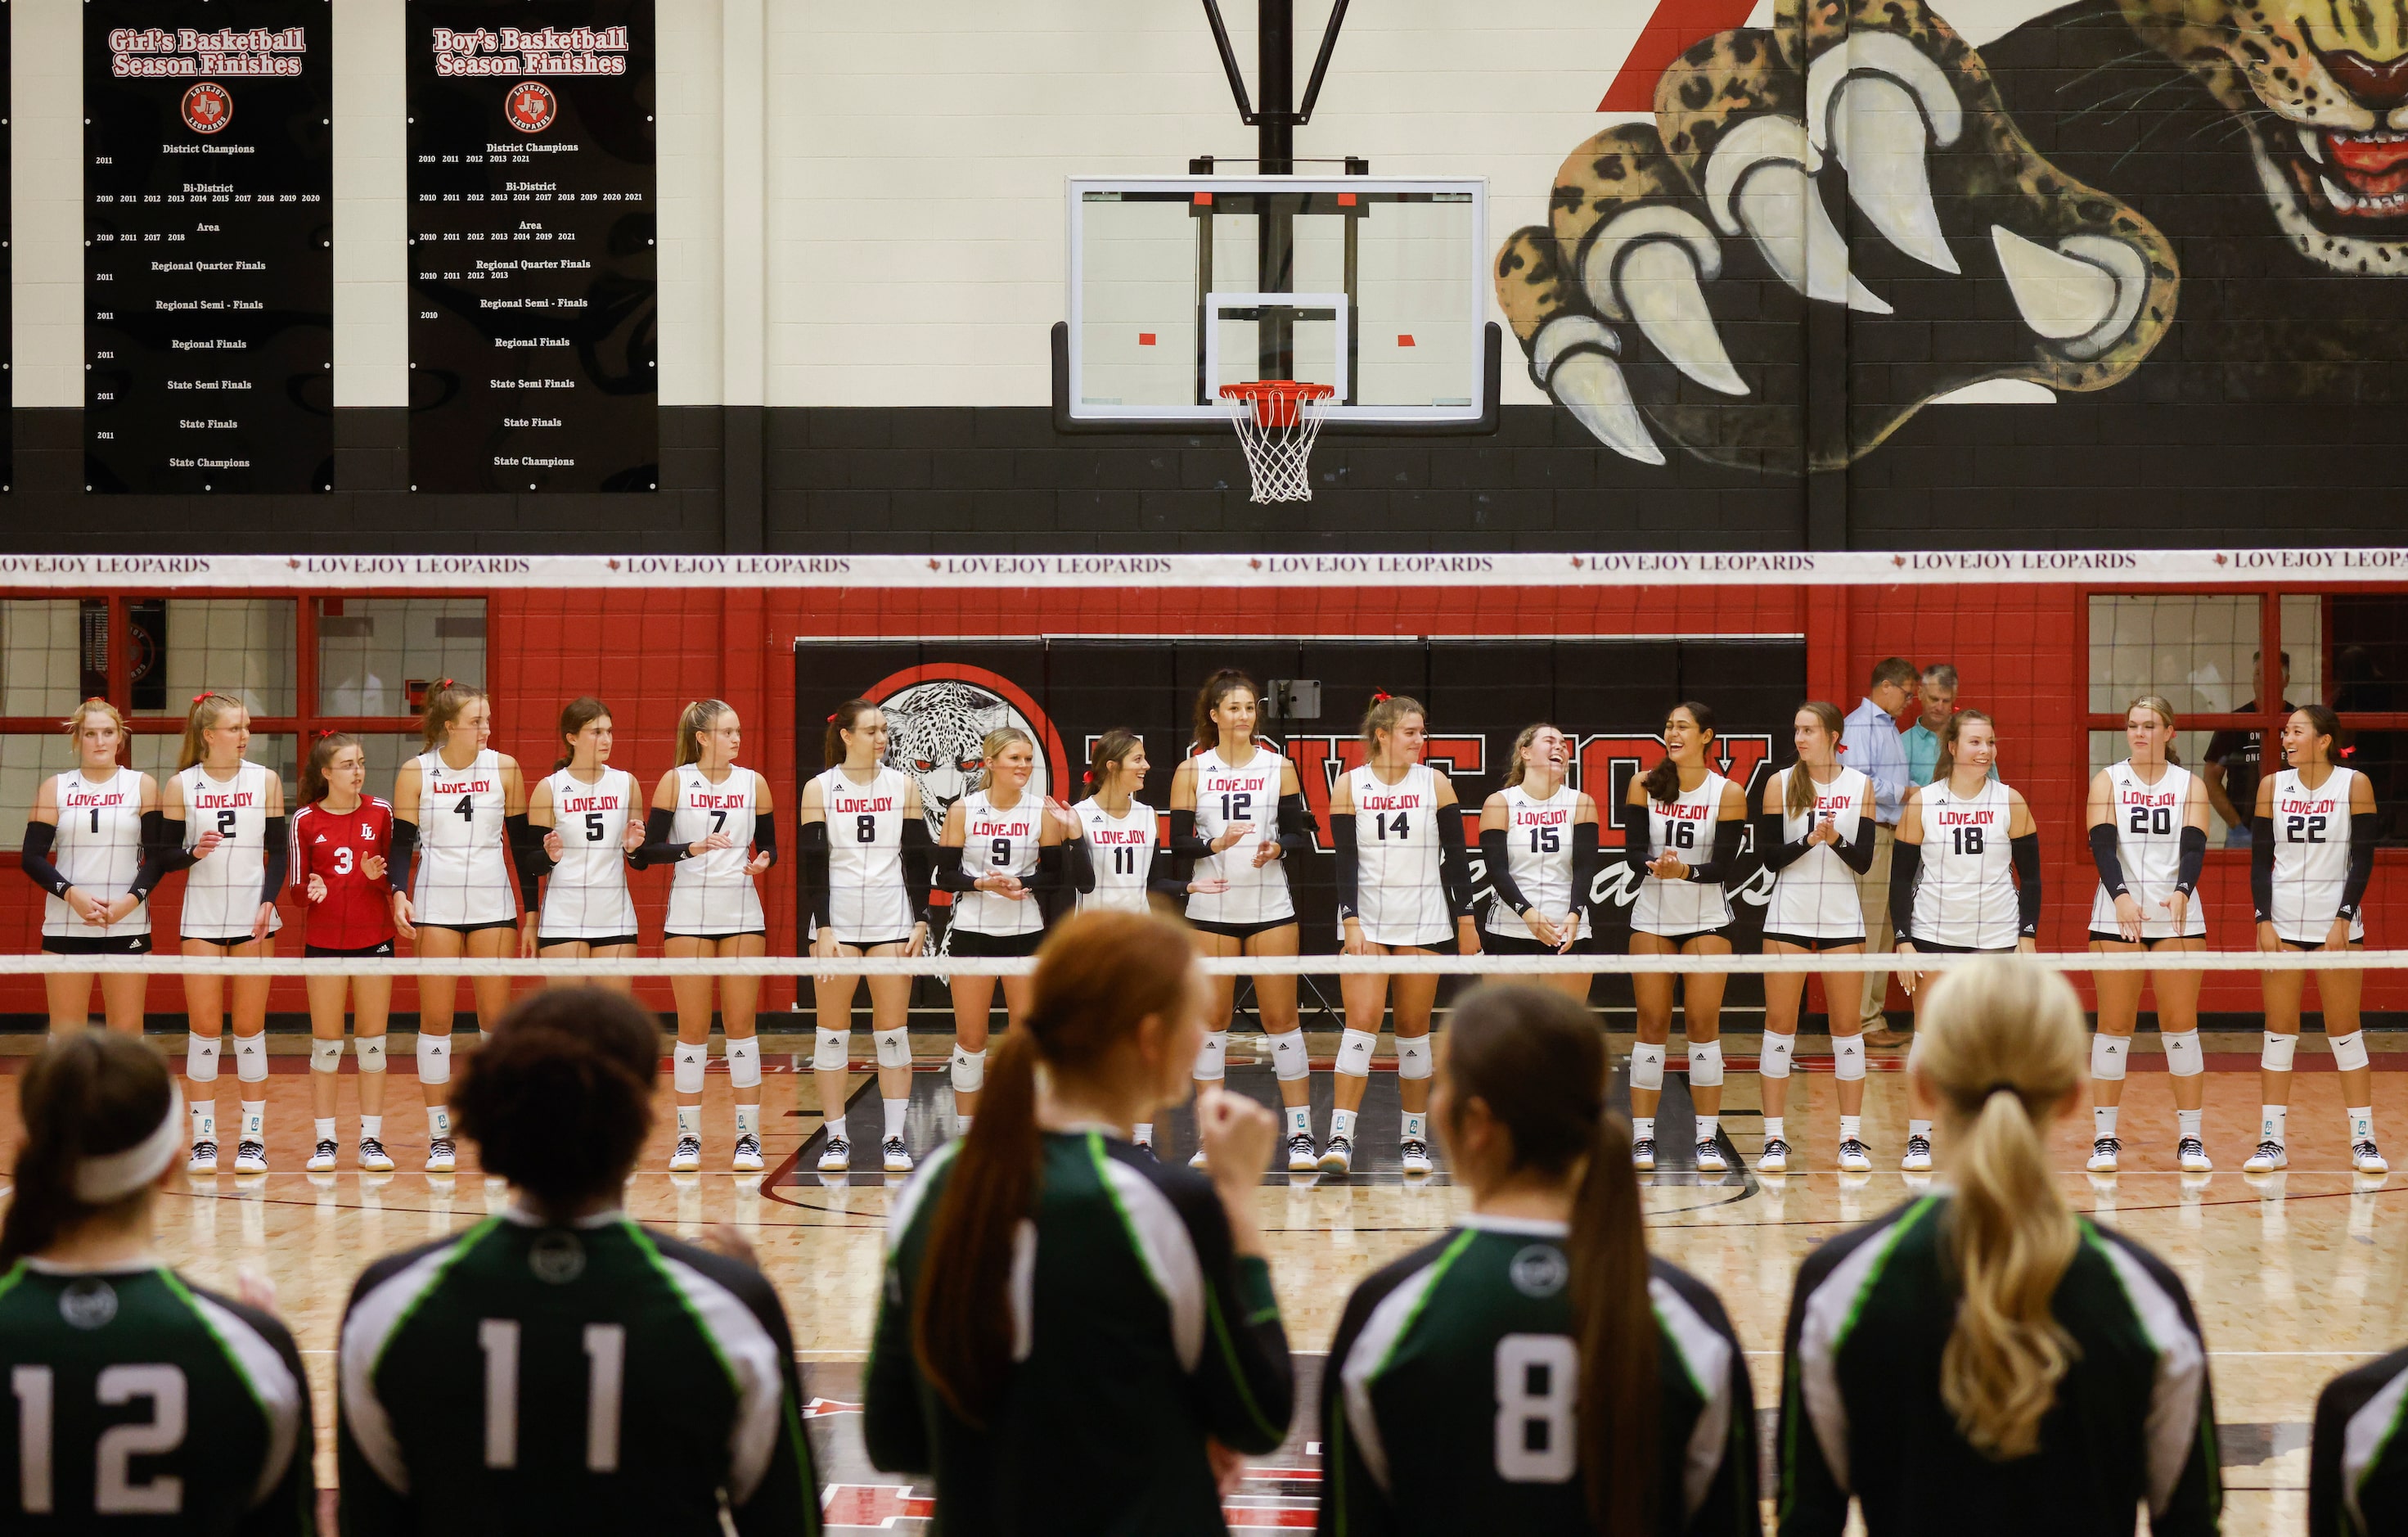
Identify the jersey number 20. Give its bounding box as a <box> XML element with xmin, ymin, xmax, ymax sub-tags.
<box><xmin>1493</xmin><ymin>1334</ymin><xmax>1577</xmax><ymax>1483</ymax></box>
<box><xmin>2127</xmin><ymin>805</ymin><xmax>2172</xmax><ymax>836</ymax></box>
<box><xmin>11</xmin><ymin>1363</ymin><xmax>186</xmax><ymax>1514</ymax></box>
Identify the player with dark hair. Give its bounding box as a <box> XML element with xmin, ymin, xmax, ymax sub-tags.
<box><xmin>0</xmin><ymin>1030</ymin><xmax>313</xmax><ymax>1532</ymax></box>
<box><xmin>292</xmin><ymin>732</ymin><xmax>398</xmax><ymax>1174</ymax></box>
<box><xmin>2247</xmin><ymin>703</ymin><xmax>2383</xmax><ymax>1174</ymax></box>
<box><xmin>519</xmin><ymin>696</ymin><xmax>644</xmax><ymax>987</ymax></box>
<box><xmin>1777</xmin><ymin>959</ymin><xmax>2218</xmax><ymax>1537</ymax></box>
<box><xmin>1623</xmin><ymin>701</ymin><xmax>1749</xmax><ymax>1173</ymax></box>
<box><xmin>1317</xmin><ymin>984</ymin><xmax>1755</xmax><ymax>1537</ymax></box>
<box><xmin>338</xmin><ymin>988</ymin><xmax>817</xmax><ymax>1535</ymax></box>
<box><xmin>865</xmin><ymin>908</ymin><xmax>1293</xmax><ymax>1530</ymax></box>
<box><xmin>802</xmin><ymin>698</ymin><xmax>932</xmax><ymax>1176</ymax></box>
<box><xmin>1327</xmin><ymin>692</ymin><xmax>1478</xmax><ymax>1176</ymax></box>
<box><xmin>1476</xmin><ymin>722</ymin><xmax>1600</xmax><ymax>1001</ymax></box>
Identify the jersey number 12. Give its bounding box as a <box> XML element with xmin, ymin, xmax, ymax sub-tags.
<box><xmin>12</xmin><ymin>1363</ymin><xmax>186</xmax><ymax>1514</ymax></box>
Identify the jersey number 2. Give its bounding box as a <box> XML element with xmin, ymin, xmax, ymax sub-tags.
<box><xmin>479</xmin><ymin>1319</ymin><xmax>625</xmax><ymax>1472</ymax></box>
<box><xmin>11</xmin><ymin>1363</ymin><xmax>187</xmax><ymax>1514</ymax></box>
<box><xmin>1493</xmin><ymin>1335</ymin><xmax>1577</xmax><ymax>1483</ymax></box>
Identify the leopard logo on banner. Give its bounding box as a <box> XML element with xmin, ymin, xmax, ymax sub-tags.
<box><xmin>860</xmin><ymin>665</ymin><xmax>1067</xmax><ymax>842</ymax></box>
<box><xmin>181</xmin><ymin>82</ymin><xmax>232</xmax><ymax>134</ymax></box>
<box><xmin>504</xmin><ymin>79</ymin><xmax>557</xmax><ymax>134</ymax></box>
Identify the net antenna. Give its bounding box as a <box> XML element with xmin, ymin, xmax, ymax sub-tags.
<box><xmin>1222</xmin><ymin>380</ymin><xmax>1335</xmax><ymax>503</ymax></box>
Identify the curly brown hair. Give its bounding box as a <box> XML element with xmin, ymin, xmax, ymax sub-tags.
<box><xmin>453</xmin><ymin>989</ymin><xmax>662</xmax><ymax>1215</ymax></box>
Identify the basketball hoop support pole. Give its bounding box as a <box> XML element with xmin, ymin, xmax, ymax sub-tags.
<box><xmin>1258</xmin><ymin>0</ymin><xmax>1294</xmax><ymax>380</ymax></box>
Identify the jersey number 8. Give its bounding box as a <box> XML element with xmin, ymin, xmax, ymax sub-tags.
<box><xmin>11</xmin><ymin>1363</ymin><xmax>186</xmax><ymax>1515</ymax></box>
<box><xmin>857</xmin><ymin>814</ymin><xmax>877</xmax><ymax>842</ymax></box>
<box><xmin>1492</xmin><ymin>1334</ymin><xmax>1578</xmax><ymax>1484</ymax></box>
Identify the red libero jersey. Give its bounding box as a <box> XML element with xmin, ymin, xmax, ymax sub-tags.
<box><xmin>290</xmin><ymin>798</ymin><xmax>397</xmax><ymax>949</ymax></box>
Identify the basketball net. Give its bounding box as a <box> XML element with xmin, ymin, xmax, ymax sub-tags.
<box><xmin>1222</xmin><ymin>381</ymin><xmax>1335</xmax><ymax>503</ymax></box>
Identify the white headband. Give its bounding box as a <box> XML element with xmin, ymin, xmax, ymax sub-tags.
<box><xmin>73</xmin><ymin>1084</ymin><xmax>184</xmax><ymax>1203</ymax></box>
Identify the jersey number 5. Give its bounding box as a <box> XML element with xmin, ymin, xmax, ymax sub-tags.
<box><xmin>12</xmin><ymin>1363</ymin><xmax>187</xmax><ymax>1515</ymax></box>
<box><xmin>1493</xmin><ymin>1335</ymin><xmax>1578</xmax><ymax>1483</ymax></box>
<box><xmin>478</xmin><ymin>1319</ymin><xmax>625</xmax><ymax>1473</ymax></box>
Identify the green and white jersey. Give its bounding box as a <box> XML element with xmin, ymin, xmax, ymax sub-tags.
<box><xmin>1317</xmin><ymin>1218</ymin><xmax>1756</xmax><ymax>1537</ymax></box>
<box><xmin>336</xmin><ymin>1209</ymin><xmax>817</xmax><ymax>1537</ymax></box>
<box><xmin>864</xmin><ymin>1129</ymin><xmax>1294</xmax><ymax>1535</ymax></box>
<box><xmin>0</xmin><ymin>1259</ymin><xmax>311</xmax><ymax>1535</ymax></box>
<box><xmin>1778</xmin><ymin>1195</ymin><xmax>2218</xmax><ymax>1537</ymax></box>
<box><xmin>2311</xmin><ymin>1344</ymin><xmax>2408</xmax><ymax>1537</ymax></box>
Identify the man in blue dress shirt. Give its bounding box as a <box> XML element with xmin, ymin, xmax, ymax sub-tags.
<box><xmin>1843</xmin><ymin>660</ymin><xmax>1917</xmax><ymax>1045</ymax></box>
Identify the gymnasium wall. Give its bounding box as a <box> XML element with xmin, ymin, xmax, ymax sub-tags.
<box><xmin>8</xmin><ymin>0</ymin><xmax>2408</xmax><ymax>548</ymax></box>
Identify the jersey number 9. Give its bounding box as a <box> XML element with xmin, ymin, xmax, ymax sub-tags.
<box><xmin>11</xmin><ymin>1363</ymin><xmax>187</xmax><ymax>1515</ymax></box>
<box><xmin>1492</xmin><ymin>1334</ymin><xmax>1578</xmax><ymax>1483</ymax></box>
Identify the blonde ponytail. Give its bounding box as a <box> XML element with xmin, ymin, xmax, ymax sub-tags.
<box><xmin>1915</xmin><ymin>958</ymin><xmax>2086</xmax><ymax>1461</ymax></box>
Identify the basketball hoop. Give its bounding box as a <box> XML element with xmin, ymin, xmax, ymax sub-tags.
<box><xmin>1221</xmin><ymin>381</ymin><xmax>1335</xmax><ymax>503</ymax></box>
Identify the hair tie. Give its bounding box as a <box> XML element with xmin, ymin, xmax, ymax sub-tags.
<box><xmin>1983</xmin><ymin>1081</ymin><xmax>2020</xmax><ymax>1102</ymax></box>
<box><xmin>191</xmin><ymin>692</ymin><xmax>210</xmax><ymax>705</ymax></box>
<box><xmin>317</xmin><ymin>728</ymin><xmax>336</xmax><ymax>740</ymax></box>
<box><xmin>1835</xmin><ymin>743</ymin><xmax>1848</xmax><ymax>753</ymax></box>
<box><xmin>437</xmin><ymin>678</ymin><xmax>454</xmax><ymax>690</ymax></box>
<box><xmin>2341</xmin><ymin>745</ymin><xmax>2356</xmax><ymax>759</ymax></box>
<box><xmin>1373</xmin><ymin>691</ymin><xmax>1391</xmax><ymax>702</ymax></box>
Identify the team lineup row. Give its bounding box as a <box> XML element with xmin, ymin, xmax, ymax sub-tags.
<box><xmin>7</xmin><ymin>936</ymin><xmax>2405</xmax><ymax>1535</ymax></box>
<box><xmin>17</xmin><ymin>670</ymin><xmax>2387</xmax><ymax>1182</ymax></box>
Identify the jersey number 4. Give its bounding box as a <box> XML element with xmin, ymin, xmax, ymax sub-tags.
<box><xmin>479</xmin><ymin>1318</ymin><xmax>625</xmax><ymax>1472</ymax></box>
<box><xmin>1494</xmin><ymin>1335</ymin><xmax>1578</xmax><ymax>1483</ymax></box>
<box><xmin>11</xmin><ymin>1363</ymin><xmax>185</xmax><ymax>1514</ymax></box>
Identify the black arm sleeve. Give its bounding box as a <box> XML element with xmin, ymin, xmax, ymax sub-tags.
<box><xmin>2011</xmin><ymin>832</ymin><xmax>2043</xmax><ymax>935</ymax></box>
<box><xmin>1276</xmin><ymin>791</ymin><xmax>1317</xmax><ymax>854</ymax></box>
<box><xmin>749</xmin><ymin>814</ymin><xmax>776</xmax><ymax>867</ymax></box>
<box><xmin>932</xmin><ymin>843</ymin><xmax>974</xmax><ymax>892</ymax></box>
<box><xmin>258</xmin><ymin>815</ymin><xmax>289</xmax><ymax>905</ymax></box>
<box><xmin>2176</xmin><ymin>825</ymin><xmax>2208</xmax><ymax>896</ymax></box>
<box><xmin>1754</xmin><ymin>806</ymin><xmax>1808</xmax><ymax>874</ymax></box>
<box><xmin>1479</xmin><ymin>827</ymin><xmax>1532</xmax><ymax>917</ymax></box>
<box><xmin>1145</xmin><ymin>844</ymin><xmax>1189</xmax><ymax>902</ymax></box>
<box><xmin>386</xmin><ymin>816</ymin><xmax>420</xmax><ymax>890</ymax></box>
<box><xmin>1622</xmin><ymin>806</ymin><xmax>1655</xmax><ymax>880</ymax></box>
<box><xmin>1888</xmin><ymin>839</ymin><xmax>1923</xmax><ymax>940</ymax></box>
<box><xmin>20</xmin><ymin>822</ymin><xmax>72</xmax><ymax>899</ymax></box>
<box><xmin>1682</xmin><ymin>817</ymin><xmax>1745</xmax><ymax>886</ymax></box>
<box><xmin>1570</xmin><ymin>821</ymin><xmax>1601</xmax><ymax>917</ymax></box>
<box><xmin>799</xmin><ymin>820</ymin><xmax>831</xmax><ymax>927</ymax></box>
<box><xmin>1064</xmin><ymin>834</ymin><xmax>1096</xmax><ymax>894</ymax></box>
<box><xmin>632</xmin><ymin>806</ymin><xmax>685</xmax><ymax>869</ymax></box>
<box><xmin>1332</xmin><ymin>814</ymin><xmax>1360</xmax><ymax>920</ymax></box>
<box><xmin>2341</xmin><ymin>813</ymin><xmax>2377</xmax><ymax>917</ymax></box>
<box><xmin>2251</xmin><ymin>814</ymin><xmax>2275</xmax><ymax>922</ymax></box>
<box><xmin>509</xmin><ymin>812</ymin><xmax>556</xmax><ymax>907</ymax></box>
<box><xmin>1030</xmin><ymin>842</ymin><xmax>1066</xmax><ymax>891</ymax></box>
<box><xmin>900</xmin><ymin>819</ymin><xmax>933</xmax><ymax>920</ymax></box>
<box><xmin>1833</xmin><ymin>821</ymin><xmax>1876</xmax><ymax>875</ymax></box>
<box><xmin>1437</xmin><ymin>809</ymin><xmax>1474</xmax><ymax>917</ymax></box>
<box><xmin>1166</xmin><ymin>806</ymin><xmax>1211</xmax><ymax>856</ymax></box>
<box><xmin>135</xmin><ymin>809</ymin><xmax>200</xmax><ymax>897</ymax></box>
<box><xmin>2089</xmin><ymin>821</ymin><xmax>2129</xmax><ymax>899</ymax></box>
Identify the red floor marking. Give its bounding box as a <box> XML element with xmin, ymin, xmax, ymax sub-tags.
<box><xmin>821</xmin><ymin>1484</ymin><xmax>933</xmax><ymax>1527</ymax></box>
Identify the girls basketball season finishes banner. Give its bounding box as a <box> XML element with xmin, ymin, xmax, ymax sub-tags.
<box><xmin>85</xmin><ymin>2</ymin><xmax>333</xmax><ymax>494</ymax></box>
<box><xmin>407</xmin><ymin>1</ymin><xmax>657</xmax><ymax>494</ymax></box>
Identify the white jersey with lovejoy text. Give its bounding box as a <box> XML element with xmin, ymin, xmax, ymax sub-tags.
<box><xmin>1631</xmin><ymin>772</ymin><xmax>1732</xmax><ymax>937</ymax></box>
<box><xmin>818</xmin><ymin>764</ymin><xmax>914</xmax><ymax>943</ymax></box>
<box><xmin>1764</xmin><ymin>765</ymin><xmax>1869</xmax><ymax>941</ymax></box>
<box><xmin>1347</xmin><ymin>762</ymin><xmax>1452</xmax><ymax>947</ymax></box>
<box><xmin>2088</xmin><ymin>761</ymin><xmax>2206</xmax><ymax>940</ymax></box>
<box><xmin>1911</xmin><ymin>778</ymin><xmax>2019</xmax><ymax>949</ymax></box>
<box><xmin>412</xmin><ymin>748</ymin><xmax>515</xmax><ymax>927</ymax></box>
<box><xmin>1486</xmin><ymin>780</ymin><xmax>1591</xmax><ymax>943</ymax></box>
<box><xmin>2268</xmin><ymin>764</ymin><xmax>2365</xmax><ymax>944</ymax></box>
<box><xmin>951</xmin><ymin>787</ymin><xmax>1044</xmax><ymax>938</ymax></box>
<box><xmin>43</xmin><ymin>768</ymin><xmax>149</xmax><ymax>939</ymax></box>
<box><xmin>1186</xmin><ymin>746</ymin><xmax>1294</xmax><ymax>926</ymax></box>
<box><xmin>538</xmin><ymin>767</ymin><xmax>637</xmax><ymax>940</ymax></box>
<box><xmin>178</xmin><ymin>760</ymin><xmax>281</xmax><ymax>940</ymax></box>
<box><xmin>1076</xmin><ymin>796</ymin><xmax>1158</xmax><ymax>914</ymax></box>
<box><xmin>666</xmin><ymin>764</ymin><xmax>765</xmax><ymax>935</ymax></box>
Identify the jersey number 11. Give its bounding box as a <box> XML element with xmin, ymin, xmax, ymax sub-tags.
<box><xmin>478</xmin><ymin>1319</ymin><xmax>625</xmax><ymax>1472</ymax></box>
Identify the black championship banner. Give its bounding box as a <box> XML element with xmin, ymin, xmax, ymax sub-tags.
<box><xmin>1</xmin><ymin>0</ymin><xmax>11</xmax><ymax>493</ymax></box>
<box><xmin>791</xmin><ymin>637</ymin><xmax>1806</xmax><ymax>1014</ymax></box>
<box><xmin>86</xmin><ymin>2</ymin><xmax>333</xmax><ymax>494</ymax></box>
<box><xmin>407</xmin><ymin>1</ymin><xmax>656</xmax><ymax>493</ymax></box>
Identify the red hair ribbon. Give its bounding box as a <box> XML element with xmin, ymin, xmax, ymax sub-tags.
<box><xmin>1373</xmin><ymin>691</ymin><xmax>1392</xmax><ymax>702</ymax></box>
<box><xmin>1836</xmin><ymin>743</ymin><xmax>1848</xmax><ymax>752</ymax></box>
<box><xmin>2341</xmin><ymin>744</ymin><xmax>2356</xmax><ymax>759</ymax></box>
<box><xmin>826</xmin><ymin>713</ymin><xmax>837</xmax><ymax>722</ymax></box>
<box><xmin>438</xmin><ymin>678</ymin><xmax>454</xmax><ymax>690</ymax></box>
<box><xmin>191</xmin><ymin>692</ymin><xmax>211</xmax><ymax>705</ymax></box>
<box><xmin>316</xmin><ymin>728</ymin><xmax>337</xmax><ymax>740</ymax></box>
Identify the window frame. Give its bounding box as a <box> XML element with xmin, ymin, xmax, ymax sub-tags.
<box><xmin>0</xmin><ymin>591</ymin><xmax>485</xmax><ymax>864</ymax></box>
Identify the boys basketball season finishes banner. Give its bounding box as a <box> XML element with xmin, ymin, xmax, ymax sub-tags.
<box><xmin>85</xmin><ymin>2</ymin><xmax>333</xmax><ymax>494</ymax></box>
<box><xmin>407</xmin><ymin>0</ymin><xmax>657</xmax><ymax>493</ymax></box>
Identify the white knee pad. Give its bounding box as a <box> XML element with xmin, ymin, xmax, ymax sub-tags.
<box><xmin>950</xmin><ymin>1047</ymin><xmax>985</xmax><ymax>1094</ymax></box>
<box><xmin>1905</xmin><ymin>1033</ymin><xmax>1925</xmax><ymax>1073</ymax></box>
<box><xmin>812</xmin><ymin>1028</ymin><xmax>849</xmax><ymax>1073</ymax></box>
<box><xmin>186</xmin><ymin>1033</ymin><xmax>221</xmax><ymax>1083</ymax></box>
<box><xmin>1268</xmin><ymin>1030</ymin><xmax>1310</xmax><ymax>1083</ymax></box>
<box><xmin>2333</xmin><ymin>1030</ymin><xmax>2370</xmax><ymax>1074</ymax></box>
<box><xmin>874</xmin><ymin>1027</ymin><xmax>911</xmax><ymax>1070</ymax></box>
<box><xmin>2090</xmin><ymin>1034</ymin><xmax>2129</xmax><ymax>1083</ymax></box>
<box><xmin>673</xmin><ymin>1041</ymin><xmax>706</xmax><ymax>1094</ymax></box>
<box><xmin>1831</xmin><ymin>1034</ymin><xmax>1866</xmax><ymax>1082</ymax></box>
<box><xmin>1687</xmin><ymin>1039</ymin><xmax>1723</xmax><ymax>1089</ymax></box>
<box><xmin>1335</xmin><ymin>1029</ymin><xmax>1379</xmax><ymax>1080</ymax></box>
<box><xmin>1630</xmin><ymin>1043</ymin><xmax>1666</xmax><ymax>1093</ymax></box>
<box><xmin>233</xmin><ymin>1031</ymin><xmax>269</xmax><ymax>1084</ymax></box>
<box><xmin>416</xmin><ymin>1033</ymin><xmax>453</xmax><ymax>1086</ymax></box>
<box><xmin>726</xmin><ymin>1036</ymin><xmax>762</xmax><ymax>1091</ymax></box>
<box><xmin>2162</xmin><ymin>1030</ymin><xmax>2202</xmax><ymax>1078</ymax></box>
<box><xmin>2262</xmin><ymin>1030</ymin><xmax>2298</xmax><ymax>1075</ymax></box>
<box><xmin>355</xmin><ymin>1034</ymin><xmax>387</xmax><ymax>1075</ymax></box>
<box><xmin>310</xmin><ymin>1039</ymin><xmax>344</xmax><ymax>1074</ymax></box>
<box><xmin>1758</xmin><ymin>1033</ymin><xmax>1794</xmax><ymax>1080</ymax></box>
<box><xmin>1395</xmin><ymin>1034</ymin><xmax>1432</xmax><ymax>1081</ymax></box>
<box><xmin>1193</xmin><ymin>1030</ymin><xmax>1229</xmax><ymax>1083</ymax></box>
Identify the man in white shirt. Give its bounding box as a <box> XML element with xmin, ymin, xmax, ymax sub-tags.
<box><xmin>1843</xmin><ymin>658</ymin><xmax>1918</xmax><ymax>1045</ymax></box>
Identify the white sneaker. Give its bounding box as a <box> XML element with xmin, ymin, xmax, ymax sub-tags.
<box><xmin>1399</xmin><ymin>1138</ymin><xmax>1434</xmax><ymax>1175</ymax></box>
<box><xmin>882</xmin><ymin>1138</ymin><xmax>915</xmax><ymax>1174</ymax></box>
<box><xmin>425</xmin><ymin>1138</ymin><xmax>457</xmax><ymax>1175</ymax></box>
<box><xmin>2086</xmin><ymin>1137</ymin><xmax>2121</xmax><ymax>1174</ymax></box>
<box><xmin>2177</xmin><ymin>1137</ymin><xmax>2212</xmax><ymax>1174</ymax></box>
<box><xmin>1836</xmin><ymin>1138</ymin><xmax>1872</xmax><ymax>1174</ymax></box>
<box><xmin>1900</xmin><ymin>1134</ymin><xmax>1933</xmax><ymax>1173</ymax></box>
<box><xmin>668</xmin><ymin>1135</ymin><xmax>701</xmax><ymax>1173</ymax></box>
<box><xmin>1286</xmin><ymin>1133</ymin><xmax>1319</xmax><ymax>1174</ymax></box>
<box><xmin>187</xmin><ymin>1140</ymin><xmax>218</xmax><ymax>1175</ymax></box>
<box><xmin>1756</xmin><ymin>1138</ymin><xmax>1789</xmax><ymax>1174</ymax></box>
<box><xmin>1317</xmin><ymin>1137</ymin><xmax>1354</xmax><ymax>1176</ymax></box>
<box><xmin>1631</xmin><ymin>1137</ymin><xmax>1657</xmax><ymax>1172</ymax></box>
<box><xmin>307</xmin><ymin>1139</ymin><xmax>338</xmax><ymax>1173</ymax></box>
<box><xmin>1695</xmin><ymin>1138</ymin><xmax>1729</xmax><ymax>1173</ymax></box>
<box><xmin>358</xmin><ymin>1138</ymin><xmax>394</xmax><ymax>1172</ymax></box>
<box><xmin>2242</xmin><ymin>1140</ymin><xmax>2287</xmax><ymax>1173</ymax></box>
<box><xmin>731</xmin><ymin>1134</ymin><xmax>763</xmax><ymax>1173</ymax></box>
<box><xmin>2354</xmin><ymin>1140</ymin><xmax>2388</xmax><ymax>1175</ymax></box>
<box><xmin>234</xmin><ymin>1141</ymin><xmax>269</xmax><ymax>1176</ymax></box>
<box><xmin>817</xmin><ymin>1136</ymin><xmax>852</xmax><ymax>1174</ymax></box>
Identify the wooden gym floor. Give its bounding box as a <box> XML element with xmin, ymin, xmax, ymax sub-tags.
<box><xmin>1</xmin><ymin>1025</ymin><xmax>2400</xmax><ymax>1536</ymax></box>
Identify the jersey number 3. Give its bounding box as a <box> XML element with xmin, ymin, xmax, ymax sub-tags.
<box><xmin>1493</xmin><ymin>1334</ymin><xmax>1578</xmax><ymax>1483</ymax></box>
<box><xmin>12</xmin><ymin>1363</ymin><xmax>186</xmax><ymax>1514</ymax></box>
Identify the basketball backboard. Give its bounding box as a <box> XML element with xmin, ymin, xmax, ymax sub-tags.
<box><xmin>1060</xmin><ymin>176</ymin><xmax>1495</xmax><ymax>430</ymax></box>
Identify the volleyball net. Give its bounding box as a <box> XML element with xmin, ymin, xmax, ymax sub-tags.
<box><xmin>0</xmin><ymin>547</ymin><xmax>2402</xmax><ymax>1024</ymax></box>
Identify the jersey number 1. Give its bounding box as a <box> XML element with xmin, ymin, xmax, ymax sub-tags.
<box><xmin>1493</xmin><ymin>1335</ymin><xmax>1578</xmax><ymax>1483</ymax></box>
<box><xmin>479</xmin><ymin>1319</ymin><xmax>626</xmax><ymax>1473</ymax></box>
<box><xmin>12</xmin><ymin>1363</ymin><xmax>187</xmax><ymax>1514</ymax></box>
